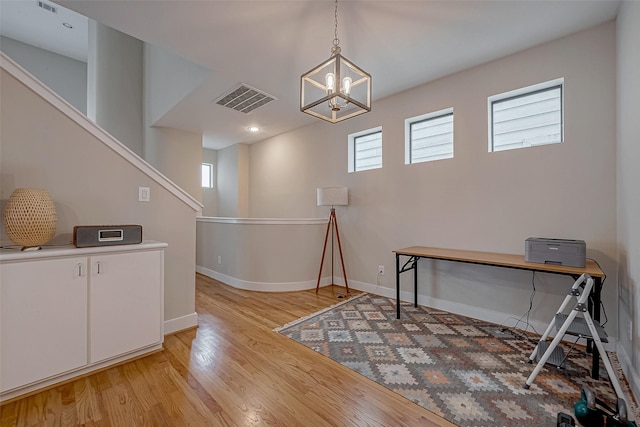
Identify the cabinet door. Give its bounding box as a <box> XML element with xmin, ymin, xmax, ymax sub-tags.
<box><xmin>89</xmin><ymin>250</ymin><xmax>163</xmax><ymax>363</ymax></box>
<box><xmin>0</xmin><ymin>257</ymin><xmax>88</xmax><ymax>392</ymax></box>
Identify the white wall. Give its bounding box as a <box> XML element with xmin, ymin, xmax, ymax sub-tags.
<box><xmin>144</xmin><ymin>44</ymin><xmax>210</xmax><ymax>126</ymax></box>
<box><xmin>196</xmin><ymin>218</ymin><xmax>327</xmax><ymax>289</ymax></box>
<box><xmin>238</xmin><ymin>143</ymin><xmax>249</xmax><ymax>217</ymax></box>
<box><xmin>0</xmin><ymin>36</ymin><xmax>87</xmax><ymax>114</ymax></box>
<box><xmin>144</xmin><ymin>126</ymin><xmax>203</xmax><ymax>204</ymax></box>
<box><xmin>616</xmin><ymin>0</ymin><xmax>640</xmax><ymax>399</ymax></box>
<box><xmin>142</xmin><ymin>43</ymin><xmax>205</xmax><ymax>204</ymax></box>
<box><xmin>87</xmin><ymin>21</ymin><xmax>143</xmax><ymax>157</ymax></box>
<box><xmin>201</xmin><ymin>148</ymin><xmax>218</xmax><ymax>216</ymax></box>
<box><xmin>0</xmin><ymin>68</ymin><xmax>198</xmax><ymax>328</ymax></box>
<box><xmin>248</xmin><ymin>23</ymin><xmax>618</xmax><ymax>336</ymax></box>
<box><xmin>217</xmin><ymin>143</ymin><xmax>249</xmax><ymax>217</ymax></box>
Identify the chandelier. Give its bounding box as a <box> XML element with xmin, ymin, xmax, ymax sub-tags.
<box><xmin>300</xmin><ymin>0</ymin><xmax>371</xmax><ymax>123</ymax></box>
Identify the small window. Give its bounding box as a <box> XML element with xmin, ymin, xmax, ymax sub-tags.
<box><xmin>201</xmin><ymin>163</ymin><xmax>213</xmax><ymax>188</ymax></box>
<box><xmin>405</xmin><ymin>108</ymin><xmax>454</xmax><ymax>164</ymax></box>
<box><xmin>489</xmin><ymin>78</ymin><xmax>563</xmax><ymax>152</ymax></box>
<box><xmin>348</xmin><ymin>127</ymin><xmax>382</xmax><ymax>172</ymax></box>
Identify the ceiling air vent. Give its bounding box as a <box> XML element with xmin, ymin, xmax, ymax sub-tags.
<box><xmin>37</xmin><ymin>1</ymin><xmax>58</xmax><ymax>14</ymax></box>
<box><xmin>214</xmin><ymin>84</ymin><xmax>276</xmax><ymax>114</ymax></box>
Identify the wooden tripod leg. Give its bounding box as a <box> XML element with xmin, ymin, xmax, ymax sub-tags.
<box><xmin>332</xmin><ymin>210</ymin><xmax>349</xmax><ymax>294</ymax></box>
<box><xmin>316</xmin><ymin>214</ymin><xmax>333</xmax><ymax>293</ymax></box>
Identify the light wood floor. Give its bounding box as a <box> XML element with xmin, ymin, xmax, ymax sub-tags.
<box><xmin>0</xmin><ymin>274</ymin><xmax>454</xmax><ymax>427</ymax></box>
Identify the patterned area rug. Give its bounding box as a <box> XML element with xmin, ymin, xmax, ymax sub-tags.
<box><xmin>276</xmin><ymin>293</ymin><xmax>637</xmax><ymax>427</ymax></box>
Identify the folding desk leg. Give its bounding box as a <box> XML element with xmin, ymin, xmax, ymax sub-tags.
<box><xmin>396</xmin><ymin>253</ymin><xmax>401</xmax><ymax>319</ymax></box>
<box><xmin>414</xmin><ymin>259</ymin><xmax>418</xmax><ymax>308</ymax></box>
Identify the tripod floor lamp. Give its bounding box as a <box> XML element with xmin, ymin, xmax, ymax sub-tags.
<box><xmin>316</xmin><ymin>187</ymin><xmax>349</xmax><ymax>295</ymax></box>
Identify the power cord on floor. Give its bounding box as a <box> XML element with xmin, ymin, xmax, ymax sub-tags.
<box><xmin>499</xmin><ymin>271</ymin><xmax>539</xmax><ymax>344</ymax></box>
<box><xmin>499</xmin><ymin>262</ymin><xmax>610</xmax><ymax>358</ymax></box>
<box><xmin>373</xmin><ymin>271</ymin><xmax>382</xmax><ymax>295</ymax></box>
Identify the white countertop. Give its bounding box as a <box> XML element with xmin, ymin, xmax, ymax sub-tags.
<box><xmin>0</xmin><ymin>241</ymin><xmax>168</xmax><ymax>262</ymax></box>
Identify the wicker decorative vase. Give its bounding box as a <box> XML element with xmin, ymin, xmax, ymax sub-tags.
<box><xmin>3</xmin><ymin>188</ymin><xmax>57</xmax><ymax>250</ymax></box>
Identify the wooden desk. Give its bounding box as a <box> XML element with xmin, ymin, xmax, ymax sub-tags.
<box><xmin>394</xmin><ymin>246</ymin><xmax>605</xmax><ymax>379</ymax></box>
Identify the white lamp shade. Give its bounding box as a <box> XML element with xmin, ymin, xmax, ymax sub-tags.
<box><xmin>317</xmin><ymin>187</ymin><xmax>348</xmax><ymax>206</ymax></box>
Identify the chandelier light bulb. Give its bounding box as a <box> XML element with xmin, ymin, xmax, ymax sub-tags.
<box><xmin>342</xmin><ymin>77</ymin><xmax>352</xmax><ymax>96</ymax></box>
<box><xmin>300</xmin><ymin>0</ymin><xmax>371</xmax><ymax>123</ymax></box>
<box><xmin>325</xmin><ymin>73</ymin><xmax>336</xmax><ymax>93</ymax></box>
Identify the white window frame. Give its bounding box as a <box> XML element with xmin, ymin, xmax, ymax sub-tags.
<box><xmin>348</xmin><ymin>126</ymin><xmax>382</xmax><ymax>173</ymax></box>
<box><xmin>404</xmin><ymin>107</ymin><xmax>454</xmax><ymax>165</ymax></box>
<box><xmin>201</xmin><ymin>163</ymin><xmax>213</xmax><ymax>188</ymax></box>
<box><xmin>488</xmin><ymin>78</ymin><xmax>564</xmax><ymax>152</ymax></box>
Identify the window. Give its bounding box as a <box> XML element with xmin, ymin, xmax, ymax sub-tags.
<box><xmin>201</xmin><ymin>163</ymin><xmax>213</xmax><ymax>188</ymax></box>
<box><xmin>348</xmin><ymin>127</ymin><xmax>382</xmax><ymax>172</ymax></box>
<box><xmin>405</xmin><ymin>108</ymin><xmax>454</xmax><ymax>164</ymax></box>
<box><xmin>489</xmin><ymin>78</ymin><xmax>563</xmax><ymax>152</ymax></box>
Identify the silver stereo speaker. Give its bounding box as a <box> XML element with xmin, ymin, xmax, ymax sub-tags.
<box><xmin>73</xmin><ymin>225</ymin><xmax>143</xmax><ymax>248</ymax></box>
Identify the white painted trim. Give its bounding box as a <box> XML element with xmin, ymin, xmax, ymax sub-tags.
<box><xmin>404</xmin><ymin>107</ymin><xmax>454</xmax><ymax>165</ymax></box>
<box><xmin>487</xmin><ymin>77</ymin><xmax>565</xmax><ymax>152</ymax></box>
<box><xmin>344</xmin><ymin>279</ymin><xmax>617</xmax><ymax>352</ymax></box>
<box><xmin>196</xmin><ymin>265</ymin><xmax>335</xmax><ymax>292</ymax></box>
<box><xmin>348</xmin><ymin>125</ymin><xmax>383</xmax><ymax>173</ymax></box>
<box><xmin>196</xmin><ymin>217</ymin><xmax>327</xmax><ymax>225</ymax></box>
<box><xmin>195</xmin><ymin>267</ymin><xmax>619</xmax><ymax>353</ymax></box>
<box><xmin>0</xmin><ymin>241</ymin><xmax>167</xmax><ymax>262</ymax></box>
<box><xmin>164</xmin><ymin>312</ymin><xmax>198</xmax><ymax>335</ymax></box>
<box><xmin>616</xmin><ymin>341</ymin><xmax>640</xmax><ymax>405</ymax></box>
<box><xmin>0</xmin><ymin>52</ymin><xmax>203</xmax><ymax>212</ymax></box>
<box><xmin>0</xmin><ymin>343</ymin><xmax>162</xmax><ymax>403</ymax></box>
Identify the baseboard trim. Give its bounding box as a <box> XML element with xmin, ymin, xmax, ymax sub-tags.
<box><xmin>0</xmin><ymin>343</ymin><xmax>162</xmax><ymax>403</ymax></box>
<box><xmin>196</xmin><ymin>265</ymin><xmax>335</xmax><ymax>292</ymax></box>
<box><xmin>616</xmin><ymin>342</ymin><xmax>640</xmax><ymax>404</ymax></box>
<box><xmin>164</xmin><ymin>312</ymin><xmax>198</xmax><ymax>335</ymax></box>
<box><xmin>346</xmin><ymin>279</ymin><xmax>616</xmax><ymax>352</ymax></box>
<box><xmin>194</xmin><ymin>269</ymin><xmax>617</xmax><ymax>352</ymax></box>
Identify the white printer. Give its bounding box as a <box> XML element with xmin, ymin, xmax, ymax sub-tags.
<box><xmin>525</xmin><ymin>237</ymin><xmax>586</xmax><ymax>268</ymax></box>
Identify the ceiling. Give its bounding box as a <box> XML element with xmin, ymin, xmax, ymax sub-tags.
<box><xmin>1</xmin><ymin>1</ymin><xmax>621</xmax><ymax>150</ymax></box>
<box><xmin>0</xmin><ymin>0</ymin><xmax>88</xmax><ymax>62</ymax></box>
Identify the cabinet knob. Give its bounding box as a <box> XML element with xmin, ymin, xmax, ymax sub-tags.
<box><xmin>76</xmin><ymin>263</ymin><xmax>84</xmax><ymax>277</ymax></box>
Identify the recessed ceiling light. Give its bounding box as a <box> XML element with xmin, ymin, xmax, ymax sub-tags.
<box><xmin>62</xmin><ymin>22</ymin><xmax>73</xmax><ymax>29</ymax></box>
<box><xmin>247</xmin><ymin>126</ymin><xmax>260</xmax><ymax>133</ymax></box>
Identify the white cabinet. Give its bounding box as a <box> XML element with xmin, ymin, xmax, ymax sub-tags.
<box><xmin>0</xmin><ymin>257</ymin><xmax>88</xmax><ymax>392</ymax></box>
<box><xmin>89</xmin><ymin>251</ymin><xmax>163</xmax><ymax>363</ymax></box>
<box><xmin>0</xmin><ymin>242</ymin><xmax>166</xmax><ymax>399</ymax></box>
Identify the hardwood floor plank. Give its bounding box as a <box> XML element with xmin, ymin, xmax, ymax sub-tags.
<box><xmin>163</xmin><ymin>334</ymin><xmax>289</xmax><ymax>426</ymax></box>
<box><xmin>0</xmin><ymin>403</ymin><xmax>18</xmax><ymax>427</ymax></box>
<box><xmin>73</xmin><ymin>377</ymin><xmax>104</xmax><ymax>424</ymax></box>
<box><xmin>191</xmin><ymin>276</ymin><xmax>452</xmax><ymax>427</ymax></box>
<box><xmin>100</xmin><ymin>382</ymin><xmax>140</xmax><ymax>426</ymax></box>
<box><xmin>1</xmin><ymin>274</ymin><xmax>453</xmax><ymax>426</ymax></box>
<box><xmin>58</xmin><ymin>383</ymin><xmax>78</xmax><ymax>427</ymax></box>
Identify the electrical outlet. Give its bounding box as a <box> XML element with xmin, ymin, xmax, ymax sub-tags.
<box><xmin>378</xmin><ymin>265</ymin><xmax>384</xmax><ymax>275</ymax></box>
<box><xmin>218</xmin><ymin>256</ymin><xmax>222</xmax><ymax>265</ymax></box>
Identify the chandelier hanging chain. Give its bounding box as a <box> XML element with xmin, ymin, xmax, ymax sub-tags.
<box><xmin>332</xmin><ymin>0</ymin><xmax>341</xmax><ymax>54</ymax></box>
<box><xmin>299</xmin><ymin>0</ymin><xmax>371</xmax><ymax>123</ymax></box>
